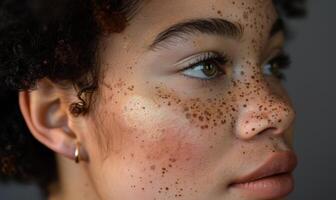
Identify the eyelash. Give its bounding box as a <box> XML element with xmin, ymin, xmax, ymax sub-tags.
<box><xmin>180</xmin><ymin>52</ymin><xmax>291</xmax><ymax>83</ymax></box>
<box><xmin>265</xmin><ymin>53</ymin><xmax>291</xmax><ymax>80</ymax></box>
<box><xmin>180</xmin><ymin>51</ymin><xmax>228</xmax><ymax>83</ymax></box>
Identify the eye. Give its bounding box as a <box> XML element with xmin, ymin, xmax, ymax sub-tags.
<box><xmin>263</xmin><ymin>53</ymin><xmax>291</xmax><ymax>80</ymax></box>
<box><xmin>181</xmin><ymin>52</ymin><xmax>228</xmax><ymax>80</ymax></box>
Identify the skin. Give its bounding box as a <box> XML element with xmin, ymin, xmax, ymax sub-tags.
<box><xmin>19</xmin><ymin>0</ymin><xmax>296</xmax><ymax>200</ymax></box>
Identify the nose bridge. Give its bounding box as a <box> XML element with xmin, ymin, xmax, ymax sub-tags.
<box><xmin>234</xmin><ymin>79</ymin><xmax>295</xmax><ymax>140</ymax></box>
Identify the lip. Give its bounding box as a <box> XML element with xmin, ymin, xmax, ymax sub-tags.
<box><xmin>229</xmin><ymin>151</ymin><xmax>298</xmax><ymax>199</ymax></box>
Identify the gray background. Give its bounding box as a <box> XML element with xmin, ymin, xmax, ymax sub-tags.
<box><xmin>1</xmin><ymin>0</ymin><xmax>335</xmax><ymax>199</ymax></box>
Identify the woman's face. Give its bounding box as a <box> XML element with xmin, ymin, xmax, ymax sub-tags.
<box><xmin>79</xmin><ymin>0</ymin><xmax>297</xmax><ymax>199</ymax></box>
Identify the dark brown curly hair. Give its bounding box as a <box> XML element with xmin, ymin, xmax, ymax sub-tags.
<box><xmin>0</xmin><ymin>0</ymin><xmax>306</xmax><ymax>197</ymax></box>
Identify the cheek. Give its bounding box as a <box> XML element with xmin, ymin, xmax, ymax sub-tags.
<box><xmin>117</xmin><ymin>95</ymin><xmax>209</xmax><ymax>169</ymax></box>
<box><xmin>94</xmin><ymin>95</ymin><xmax>221</xmax><ymax>198</ymax></box>
<box><xmin>115</xmin><ymin>92</ymin><xmax>239</xmax><ymax>183</ymax></box>
<box><xmin>91</xmin><ymin>80</ymin><xmax>240</xmax><ymax>198</ymax></box>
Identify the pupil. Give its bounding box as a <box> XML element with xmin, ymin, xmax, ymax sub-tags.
<box><xmin>202</xmin><ymin>63</ymin><xmax>217</xmax><ymax>77</ymax></box>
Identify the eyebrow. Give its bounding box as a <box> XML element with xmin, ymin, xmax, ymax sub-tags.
<box><xmin>148</xmin><ymin>18</ymin><xmax>243</xmax><ymax>50</ymax></box>
<box><xmin>148</xmin><ymin>17</ymin><xmax>285</xmax><ymax>50</ymax></box>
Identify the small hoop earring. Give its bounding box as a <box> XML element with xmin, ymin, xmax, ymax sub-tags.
<box><xmin>74</xmin><ymin>142</ymin><xmax>81</xmax><ymax>163</ymax></box>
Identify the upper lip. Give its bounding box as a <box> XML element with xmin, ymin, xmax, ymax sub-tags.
<box><xmin>231</xmin><ymin>151</ymin><xmax>298</xmax><ymax>185</ymax></box>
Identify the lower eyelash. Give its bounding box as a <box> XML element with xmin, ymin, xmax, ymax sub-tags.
<box><xmin>180</xmin><ymin>70</ymin><xmax>224</xmax><ymax>87</ymax></box>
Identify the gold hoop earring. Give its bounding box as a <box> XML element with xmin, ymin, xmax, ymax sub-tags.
<box><xmin>75</xmin><ymin>142</ymin><xmax>81</xmax><ymax>163</ymax></box>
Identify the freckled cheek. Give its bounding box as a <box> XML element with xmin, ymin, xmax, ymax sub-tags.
<box><xmin>117</xmin><ymin>97</ymin><xmax>212</xmax><ymax>170</ymax></box>
<box><xmin>145</xmin><ymin>128</ymin><xmax>207</xmax><ymax>167</ymax></box>
<box><xmin>131</xmin><ymin>122</ymin><xmax>208</xmax><ymax>169</ymax></box>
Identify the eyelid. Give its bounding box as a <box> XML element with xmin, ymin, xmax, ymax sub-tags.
<box><xmin>178</xmin><ymin>51</ymin><xmax>228</xmax><ymax>82</ymax></box>
<box><xmin>173</xmin><ymin>51</ymin><xmax>221</xmax><ymax>67</ymax></box>
<box><xmin>262</xmin><ymin>47</ymin><xmax>284</xmax><ymax>65</ymax></box>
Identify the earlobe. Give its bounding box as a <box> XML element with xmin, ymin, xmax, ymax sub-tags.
<box><xmin>18</xmin><ymin>79</ymin><xmax>81</xmax><ymax>161</ymax></box>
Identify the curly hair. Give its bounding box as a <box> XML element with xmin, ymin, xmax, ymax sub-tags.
<box><xmin>0</xmin><ymin>0</ymin><xmax>306</xmax><ymax>197</ymax></box>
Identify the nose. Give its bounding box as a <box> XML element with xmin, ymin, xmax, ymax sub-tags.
<box><xmin>234</xmin><ymin>84</ymin><xmax>295</xmax><ymax>140</ymax></box>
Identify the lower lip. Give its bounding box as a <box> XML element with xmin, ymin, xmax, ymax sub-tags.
<box><xmin>230</xmin><ymin>173</ymin><xmax>294</xmax><ymax>199</ymax></box>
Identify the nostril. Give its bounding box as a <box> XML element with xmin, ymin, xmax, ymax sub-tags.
<box><xmin>236</xmin><ymin>116</ymin><xmax>283</xmax><ymax>140</ymax></box>
<box><xmin>238</xmin><ymin>117</ymin><xmax>269</xmax><ymax>138</ymax></box>
<box><xmin>235</xmin><ymin>101</ymin><xmax>295</xmax><ymax>140</ymax></box>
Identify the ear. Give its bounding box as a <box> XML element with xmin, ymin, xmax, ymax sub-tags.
<box><xmin>19</xmin><ymin>78</ymin><xmax>85</xmax><ymax>161</ymax></box>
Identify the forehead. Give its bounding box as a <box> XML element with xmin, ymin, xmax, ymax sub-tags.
<box><xmin>138</xmin><ymin>0</ymin><xmax>276</xmax><ymax>18</ymax></box>
<box><xmin>125</xmin><ymin>0</ymin><xmax>278</xmax><ymax>45</ymax></box>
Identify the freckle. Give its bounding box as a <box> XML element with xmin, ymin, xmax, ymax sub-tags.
<box><xmin>211</xmin><ymin>4</ymin><xmax>215</xmax><ymax>10</ymax></box>
<box><xmin>252</xmin><ymin>128</ymin><xmax>255</xmax><ymax>131</ymax></box>
<box><xmin>243</xmin><ymin>11</ymin><xmax>248</xmax><ymax>20</ymax></box>
<box><xmin>150</xmin><ymin>165</ymin><xmax>156</xmax><ymax>170</ymax></box>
